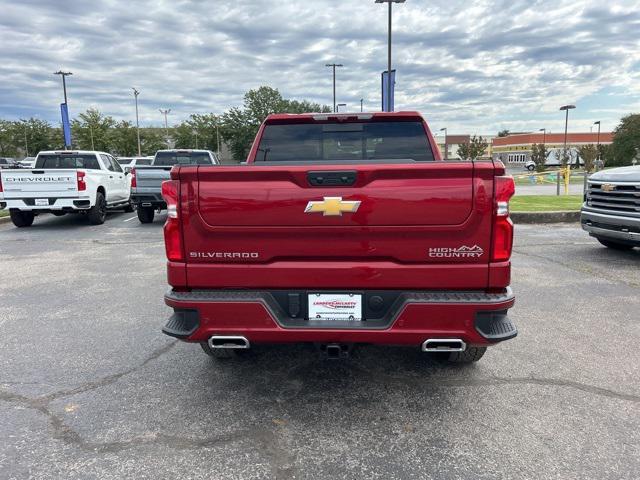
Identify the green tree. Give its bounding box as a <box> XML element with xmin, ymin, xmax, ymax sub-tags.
<box><xmin>457</xmin><ymin>135</ymin><xmax>489</xmax><ymax>160</ymax></box>
<box><xmin>0</xmin><ymin>120</ymin><xmax>19</xmax><ymax>157</ymax></box>
<box><xmin>140</xmin><ymin>130</ymin><xmax>165</xmax><ymax>156</ymax></box>
<box><xmin>110</xmin><ymin>121</ymin><xmax>138</xmax><ymax>156</ymax></box>
<box><xmin>497</xmin><ymin>129</ymin><xmax>510</xmax><ymax>137</ymax></box>
<box><xmin>610</xmin><ymin>113</ymin><xmax>640</xmax><ymax>167</ymax></box>
<box><xmin>530</xmin><ymin>143</ymin><xmax>548</xmax><ymax>172</ymax></box>
<box><xmin>221</xmin><ymin>86</ymin><xmax>331</xmax><ymax>161</ymax></box>
<box><xmin>577</xmin><ymin>144</ymin><xmax>598</xmax><ymax>173</ymax></box>
<box><xmin>72</xmin><ymin>108</ymin><xmax>115</xmax><ymax>151</ymax></box>
<box><xmin>173</xmin><ymin>113</ymin><xmax>222</xmax><ymax>151</ymax></box>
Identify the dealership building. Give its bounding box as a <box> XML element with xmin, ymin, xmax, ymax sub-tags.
<box><xmin>492</xmin><ymin>132</ymin><xmax>613</xmax><ymax>165</ymax></box>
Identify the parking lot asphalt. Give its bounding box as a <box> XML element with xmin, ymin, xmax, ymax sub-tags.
<box><xmin>0</xmin><ymin>212</ymin><xmax>639</xmax><ymax>480</ymax></box>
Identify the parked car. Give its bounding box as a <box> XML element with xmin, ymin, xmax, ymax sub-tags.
<box><xmin>160</xmin><ymin>112</ymin><xmax>517</xmax><ymax>363</ymax></box>
<box><xmin>0</xmin><ymin>158</ymin><xmax>18</xmax><ymax>169</ymax></box>
<box><xmin>131</xmin><ymin>149</ymin><xmax>219</xmax><ymax>223</ymax></box>
<box><xmin>581</xmin><ymin>165</ymin><xmax>640</xmax><ymax>250</ymax></box>
<box><xmin>0</xmin><ymin>150</ymin><xmax>133</xmax><ymax>227</ymax></box>
<box><xmin>116</xmin><ymin>156</ymin><xmax>153</xmax><ymax>173</ymax></box>
<box><xmin>17</xmin><ymin>157</ymin><xmax>36</xmax><ymax>169</ymax></box>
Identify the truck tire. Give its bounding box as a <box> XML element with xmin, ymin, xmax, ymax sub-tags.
<box><xmin>137</xmin><ymin>206</ymin><xmax>154</xmax><ymax>223</ymax></box>
<box><xmin>200</xmin><ymin>342</ymin><xmax>247</xmax><ymax>359</ymax></box>
<box><xmin>597</xmin><ymin>238</ymin><xmax>635</xmax><ymax>251</ymax></box>
<box><xmin>446</xmin><ymin>346</ymin><xmax>487</xmax><ymax>363</ymax></box>
<box><xmin>10</xmin><ymin>210</ymin><xmax>35</xmax><ymax>227</ymax></box>
<box><xmin>88</xmin><ymin>192</ymin><xmax>107</xmax><ymax>225</ymax></box>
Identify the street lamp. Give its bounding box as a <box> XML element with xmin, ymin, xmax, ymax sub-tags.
<box><xmin>440</xmin><ymin>127</ymin><xmax>448</xmax><ymax>160</ymax></box>
<box><xmin>375</xmin><ymin>0</ymin><xmax>405</xmax><ymax>112</ymax></box>
<box><xmin>594</xmin><ymin>121</ymin><xmax>601</xmax><ymax>171</ymax></box>
<box><xmin>539</xmin><ymin>128</ymin><xmax>546</xmax><ymax>146</ymax></box>
<box><xmin>558</xmin><ymin>104</ymin><xmax>576</xmax><ymax>195</ymax></box>
<box><xmin>132</xmin><ymin>88</ymin><xmax>141</xmax><ymax>156</ymax></box>
<box><xmin>337</xmin><ymin>103</ymin><xmax>347</xmax><ymax>112</ymax></box>
<box><xmin>193</xmin><ymin>130</ymin><xmax>199</xmax><ymax>149</ymax></box>
<box><xmin>360</xmin><ymin>98</ymin><xmax>364</xmax><ymax>112</ymax></box>
<box><xmin>54</xmin><ymin>70</ymin><xmax>73</xmax><ymax>149</ymax></box>
<box><xmin>22</xmin><ymin>122</ymin><xmax>29</xmax><ymax>157</ymax></box>
<box><xmin>325</xmin><ymin>63</ymin><xmax>344</xmax><ymax>113</ymax></box>
<box><xmin>159</xmin><ymin>109</ymin><xmax>171</xmax><ymax>147</ymax></box>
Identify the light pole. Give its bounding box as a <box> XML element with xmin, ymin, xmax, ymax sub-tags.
<box><xmin>539</xmin><ymin>128</ymin><xmax>546</xmax><ymax>147</ymax></box>
<box><xmin>440</xmin><ymin>127</ymin><xmax>448</xmax><ymax>160</ymax></box>
<box><xmin>89</xmin><ymin>125</ymin><xmax>95</xmax><ymax>150</ymax></box>
<box><xmin>23</xmin><ymin>122</ymin><xmax>29</xmax><ymax>156</ymax></box>
<box><xmin>337</xmin><ymin>103</ymin><xmax>347</xmax><ymax>112</ymax></box>
<box><xmin>159</xmin><ymin>109</ymin><xmax>171</xmax><ymax>147</ymax></box>
<box><xmin>193</xmin><ymin>130</ymin><xmax>199</xmax><ymax>149</ymax></box>
<box><xmin>376</xmin><ymin>0</ymin><xmax>405</xmax><ymax>112</ymax></box>
<box><xmin>558</xmin><ymin>104</ymin><xmax>576</xmax><ymax>195</ymax></box>
<box><xmin>216</xmin><ymin>123</ymin><xmax>221</xmax><ymax>160</ymax></box>
<box><xmin>325</xmin><ymin>63</ymin><xmax>343</xmax><ymax>112</ymax></box>
<box><xmin>132</xmin><ymin>88</ymin><xmax>141</xmax><ymax>156</ymax></box>
<box><xmin>594</xmin><ymin>121</ymin><xmax>601</xmax><ymax>171</ymax></box>
<box><xmin>360</xmin><ymin>98</ymin><xmax>364</xmax><ymax>112</ymax></box>
<box><xmin>54</xmin><ymin>70</ymin><xmax>73</xmax><ymax>149</ymax></box>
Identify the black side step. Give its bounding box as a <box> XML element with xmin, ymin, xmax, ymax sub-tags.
<box><xmin>162</xmin><ymin>309</ymin><xmax>199</xmax><ymax>339</ymax></box>
<box><xmin>475</xmin><ymin>310</ymin><xmax>517</xmax><ymax>342</ymax></box>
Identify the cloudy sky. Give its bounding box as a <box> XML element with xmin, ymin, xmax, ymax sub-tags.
<box><xmin>1</xmin><ymin>0</ymin><xmax>640</xmax><ymax>135</ymax></box>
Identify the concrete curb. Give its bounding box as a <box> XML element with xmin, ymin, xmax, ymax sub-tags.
<box><xmin>511</xmin><ymin>210</ymin><xmax>580</xmax><ymax>224</ymax></box>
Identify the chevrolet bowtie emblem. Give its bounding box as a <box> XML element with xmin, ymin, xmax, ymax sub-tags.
<box><xmin>601</xmin><ymin>183</ymin><xmax>615</xmax><ymax>192</ymax></box>
<box><xmin>304</xmin><ymin>197</ymin><xmax>361</xmax><ymax>216</ymax></box>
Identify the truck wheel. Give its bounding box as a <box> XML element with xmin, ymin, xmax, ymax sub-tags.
<box><xmin>446</xmin><ymin>346</ymin><xmax>487</xmax><ymax>363</ymax></box>
<box><xmin>527</xmin><ymin>164</ymin><xmax>535</xmax><ymax>171</ymax></box>
<box><xmin>200</xmin><ymin>342</ymin><xmax>247</xmax><ymax>359</ymax></box>
<box><xmin>88</xmin><ymin>192</ymin><xmax>107</xmax><ymax>225</ymax></box>
<box><xmin>597</xmin><ymin>238</ymin><xmax>635</xmax><ymax>251</ymax></box>
<box><xmin>123</xmin><ymin>202</ymin><xmax>134</xmax><ymax>213</ymax></box>
<box><xmin>137</xmin><ymin>206</ymin><xmax>154</xmax><ymax>223</ymax></box>
<box><xmin>9</xmin><ymin>210</ymin><xmax>35</xmax><ymax>227</ymax></box>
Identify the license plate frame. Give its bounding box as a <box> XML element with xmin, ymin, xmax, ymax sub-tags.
<box><xmin>307</xmin><ymin>293</ymin><xmax>363</xmax><ymax>321</ymax></box>
<box><xmin>35</xmin><ymin>198</ymin><xmax>49</xmax><ymax>206</ymax></box>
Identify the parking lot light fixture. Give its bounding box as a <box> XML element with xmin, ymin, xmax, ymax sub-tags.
<box><xmin>376</xmin><ymin>0</ymin><xmax>406</xmax><ymax>112</ymax></box>
<box><xmin>325</xmin><ymin>63</ymin><xmax>344</xmax><ymax>112</ymax></box>
<box><xmin>594</xmin><ymin>121</ymin><xmax>601</xmax><ymax>170</ymax></box>
<box><xmin>539</xmin><ymin>128</ymin><xmax>546</xmax><ymax>146</ymax></box>
<box><xmin>440</xmin><ymin>127</ymin><xmax>448</xmax><ymax>160</ymax></box>
<box><xmin>558</xmin><ymin>104</ymin><xmax>576</xmax><ymax>195</ymax></box>
<box><xmin>132</xmin><ymin>88</ymin><xmax>141</xmax><ymax>156</ymax></box>
<box><xmin>159</xmin><ymin>109</ymin><xmax>171</xmax><ymax>147</ymax></box>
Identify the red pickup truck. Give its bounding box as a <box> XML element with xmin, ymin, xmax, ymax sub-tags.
<box><xmin>160</xmin><ymin>111</ymin><xmax>516</xmax><ymax>363</ymax></box>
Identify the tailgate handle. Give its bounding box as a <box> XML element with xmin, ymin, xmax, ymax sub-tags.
<box><xmin>307</xmin><ymin>170</ymin><xmax>357</xmax><ymax>187</ymax></box>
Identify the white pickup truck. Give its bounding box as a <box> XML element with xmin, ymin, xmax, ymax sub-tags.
<box><xmin>0</xmin><ymin>150</ymin><xmax>132</xmax><ymax>227</ymax></box>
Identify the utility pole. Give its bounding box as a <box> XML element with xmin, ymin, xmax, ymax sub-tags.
<box><xmin>440</xmin><ymin>127</ymin><xmax>448</xmax><ymax>160</ymax></box>
<box><xmin>376</xmin><ymin>0</ymin><xmax>405</xmax><ymax>112</ymax></box>
<box><xmin>23</xmin><ymin>122</ymin><xmax>29</xmax><ymax>156</ymax></box>
<box><xmin>159</xmin><ymin>109</ymin><xmax>171</xmax><ymax>147</ymax></box>
<box><xmin>558</xmin><ymin>104</ymin><xmax>576</xmax><ymax>195</ymax></box>
<box><xmin>325</xmin><ymin>63</ymin><xmax>343</xmax><ymax>112</ymax></box>
<box><xmin>594</xmin><ymin>121</ymin><xmax>601</xmax><ymax>171</ymax></box>
<box><xmin>54</xmin><ymin>70</ymin><xmax>73</xmax><ymax>149</ymax></box>
<box><xmin>133</xmin><ymin>88</ymin><xmax>141</xmax><ymax>156</ymax></box>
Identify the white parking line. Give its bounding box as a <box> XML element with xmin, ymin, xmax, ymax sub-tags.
<box><xmin>123</xmin><ymin>215</ymin><xmax>138</xmax><ymax>222</ymax></box>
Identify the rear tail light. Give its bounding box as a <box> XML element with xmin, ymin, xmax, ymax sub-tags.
<box><xmin>0</xmin><ymin>173</ymin><xmax>3</xmax><ymax>193</ymax></box>
<box><xmin>491</xmin><ymin>175</ymin><xmax>515</xmax><ymax>262</ymax></box>
<box><xmin>76</xmin><ymin>171</ymin><xmax>86</xmax><ymax>191</ymax></box>
<box><xmin>130</xmin><ymin>168</ymin><xmax>137</xmax><ymax>188</ymax></box>
<box><xmin>161</xmin><ymin>180</ymin><xmax>183</xmax><ymax>261</ymax></box>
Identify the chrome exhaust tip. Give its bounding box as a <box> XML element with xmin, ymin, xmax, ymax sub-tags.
<box><xmin>208</xmin><ymin>335</ymin><xmax>250</xmax><ymax>350</ymax></box>
<box><xmin>421</xmin><ymin>338</ymin><xmax>466</xmax><ymax>352</ymax></box>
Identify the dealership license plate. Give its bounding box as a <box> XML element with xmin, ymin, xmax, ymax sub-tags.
<box><xmin>35</xmin><ymin>198</ymin><xmax>48</xmax><ymax>206</ymax></box>
<box><xmin>308</xmin><ymin>293</ymin><xmax>362</xmax><ymax>321</ymax></box>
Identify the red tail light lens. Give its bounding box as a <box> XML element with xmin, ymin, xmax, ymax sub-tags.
<box><xmin>130</xmin><ymin>168</ymin><xmax>137</xmax><ymax>188</ymax></box>
<box><xmin>161</xmin><ymin>180</ymin><xmax>183</xmax><ymax>261</ymax></box>
<box><xmin>76</xmin><ymin>171</ymin><xmax>86</xmax><ymax>191</ymax></box>
<box><xmin>0</xmin><ymin>173</ymin><xmax>4</xmax><ymax>193</ymax></box>
<box><xmin>491</xmin><ymin>176</ymin><xmax>515</xmax><ymax>262</ymax></box>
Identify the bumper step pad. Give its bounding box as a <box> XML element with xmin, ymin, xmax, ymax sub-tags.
<box><xmin>475</xmin><ymin>310</ymin><xmax>517</xmax><ymax>342</ymax></box>
<box><xmin>162</xmin><ymin>309</ymin><xmax>199</xmax><ymax>339</ymax></box>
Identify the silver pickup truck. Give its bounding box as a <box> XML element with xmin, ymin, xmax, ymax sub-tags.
<box><xmin>131</xmin><ymin>149</ymin><xmax>219</xmax><ymax>223</ymax></box>
<box><xmin>581</xmin><ymin>165</ymin><xmax>640</xmax><ymax>250</ymax></box>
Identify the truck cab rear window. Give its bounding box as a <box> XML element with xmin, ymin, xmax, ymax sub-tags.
<box><xmin>154</xmin><ymin>152</ymin><xmax>213</xmax><ymax>166</ymax></box>
<box><xmin>35</xmin><ymin>154</ymin><xmax>100</xmax><ymax>169</ymax></box>
<box><xmin>255</xmin><ymin>121</ymin><xmax>434</xmax><ymax>162</ymax></box>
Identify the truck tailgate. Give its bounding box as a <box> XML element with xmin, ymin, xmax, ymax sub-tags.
<box><xmin>0</xmin><ymin>169</ymin><xmax>78</xmax><ymax>198</ymax></box>
<box><xmin>178</xmin><ymin>162</ymin><xmax>497</xmax><ymax>290</ymax></box>
<box><xmin>134</xmin><ymin>166</ymin><xmax>172</xmax><ymax>190</ymax></box>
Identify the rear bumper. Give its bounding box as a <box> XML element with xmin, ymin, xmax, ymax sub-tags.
<box><xmin>0</xmin><ymin>197</ymin><xmax>92</xmax><ymax>211</ymax></box>
<box><xmin>131</xmin><ymin>191</ymin><xmax>165</xmax><ymax>208</ymax></box>
<box><xmin>163</xmin><ymin>288</ymin><xmax>517</xmax><ymax>347</ymax></box>
<box><xmin>581</xmin><ymin>209</ymin><xmax>640</xmax><ymax>245</ymax></box>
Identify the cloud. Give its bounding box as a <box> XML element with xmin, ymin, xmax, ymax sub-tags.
<box><xmin>0</xmin><ymin>0</ymin><xmax>639</xmax><ymax>134</ymax></box>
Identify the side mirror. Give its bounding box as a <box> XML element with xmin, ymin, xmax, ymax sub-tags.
<box><xmin>124</xmin><ymin>170</ymin><xmax>130</xmax><ymax>176</ymax></box>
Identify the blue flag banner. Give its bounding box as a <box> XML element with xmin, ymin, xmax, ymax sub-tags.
<box><xmin>60</xmin><ymin>103</ymin><xmax>72</xmax><ymax>147</ymax></box>
<box><xmin>381</xmin><ymin>69</ymin><xmax>396</xmax><ymax>112</ymax></box>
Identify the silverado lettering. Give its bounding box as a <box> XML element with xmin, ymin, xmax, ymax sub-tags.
<box><xmin>160</xmin><ymin>112</ymin><xmax>517</xmax><ymax>364</ymax></box>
